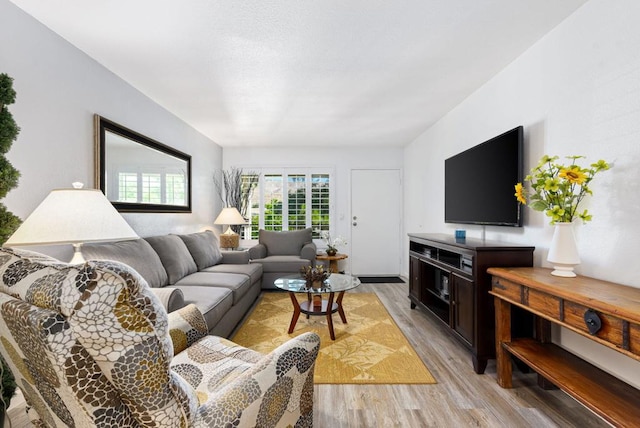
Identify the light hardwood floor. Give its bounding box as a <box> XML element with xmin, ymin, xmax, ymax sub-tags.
<box><xmin>6</xmin><ymin>282</ymin><xmax>609</xmax><ymax>427</ymax></box>
<box><xmin>312</xmin><ymin>282</ymin><xmax>609</xmax><ymax>427</ymax></box>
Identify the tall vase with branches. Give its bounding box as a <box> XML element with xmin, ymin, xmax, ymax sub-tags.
<box><xmin>213</xmin><ymin>167</ymin><xmax>259</xmax><ymax>233</ymax></box>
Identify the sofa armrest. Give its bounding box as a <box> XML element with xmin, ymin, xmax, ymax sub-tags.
<box><xmin>221</xmin><ymin>250</ymin><xmax>250</xmax><ymax>264</ymax></box>
<box><xmin>149</xmin><ymin>287</ymin><xmax>185</xmax><ymax>313</ymax></box>
<box><xmin>167</xmin><ymin>304</ymin><xmax>209</xmax><ymax>354</ymax></box>
<box><xmin>195</xmin><ymin>332</ymin><xmax>320</xmax><ymax>426</ymax></box>
<box><xmin>300</xmin><ymin>242</ymin><xmax>317</xmax><ymax>262</ymax></box>
<box><xmin>248</xmin><ymin>244</ymin><xmax>267</xmax><ymax>260</ymax></box>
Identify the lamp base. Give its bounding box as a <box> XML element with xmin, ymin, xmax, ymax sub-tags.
<box><xmin>550</xmin><ymin>264</ymin><xmax>578</xmax><ymax>277</ymax></box>
<box><xmin>70</xmin><ymin>243</ymin><xmax>86</xmax><ymax>264</ymax></box>
<box><xmin>220</xmin><ymin>233</ymin><xmax>239</xmax><ymax>249</ymax></box>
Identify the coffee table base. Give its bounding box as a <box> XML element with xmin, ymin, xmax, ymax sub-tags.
<box><xmin>287</xmin><ymin>291</ymin><xmax>348</xmax><ymax>340</ymax></box>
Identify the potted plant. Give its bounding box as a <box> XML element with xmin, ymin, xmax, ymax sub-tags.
<box><xmin>319</xmin><ymin>230</ymin><xmax>347</xmax><ymax>256</ymax></box>
<box><xmin>300</xmin><ymin>264</ymin><xmax>331</xmax><ymax>289</ymax></box>
<box><xmin>0</xmin><ymin>72</ymin><xmax>21</xmax><ymax>422</ymax></box>
<box><xmin>1</xmin><ymin>357</ymin><xmax>16</xmax><ymax>426</ymax></box>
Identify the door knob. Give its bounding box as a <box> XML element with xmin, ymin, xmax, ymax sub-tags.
<box><xmin>353</xmin><ymin>216</ymin><xmax>357</xmax><ymax>220</ymax></box>
<box><xmin>353</xmin><ymin>222</ymin><xmax>357</xmax><ymax>226</ymax></box>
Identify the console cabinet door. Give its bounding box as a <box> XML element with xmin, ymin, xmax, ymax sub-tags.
<box><xmin>409</xmin><ymin>256</ymin><xmax>422</xmax><ymax>302</ymax></box>
<box><xmin>452</xmin><ymin>273</ymin><xmax>474</xmax><ymax>346</ymax></box>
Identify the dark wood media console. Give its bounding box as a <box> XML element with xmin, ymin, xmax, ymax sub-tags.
<box><xmin>408</xmin><ymin>233</ymin><xmax>534</xmax><ymax>373</ymax></box>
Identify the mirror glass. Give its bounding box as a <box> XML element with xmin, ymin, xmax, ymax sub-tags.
<box><xmin>95</xmin><ymin>116</ymin><xmax>192</xmax><ymax>212</ymax></box>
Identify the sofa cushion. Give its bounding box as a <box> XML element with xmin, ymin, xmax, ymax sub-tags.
<box><xmin>175</xmin><ymin>272</ymin><xmax>252</xmax><ymax>305</ymax></box>
<box><xmin>202</xmin><ymin>263</ymin><xmax>263</xmax><ymax>285</ymax></box>
<box><xmin>174</xmin><ymin>285</ymin><xmax>233</xmax><ymax>329</ymax></box>
<box><xmin>250</xmin><ymin>255</ymin><xmax>312</xmax><ymax>273</ymax></box>
<box><xmin>145</xmin><ymin>235</ymin><xmax>198</xmax><ymax>284</ymax></box>
<box><xmin>83</xmin><ymin>238</ymin><xmax>169</xmax><ymax>288</ymax></box>
<box><xmin>260</xmin><ymin>228</ymin><xmax>312</xmax><ymax>256</ymax></box>
<box><xmin>178</xmin><ymin>230</ymin><xmax>223</xmax><ymax>270</ymax></box>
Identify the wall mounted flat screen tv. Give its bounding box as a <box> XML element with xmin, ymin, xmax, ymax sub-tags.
<box><xmin>444</xmin><ymin>126</ymin><xmax>523</xmax><ymax>227</ymax></box>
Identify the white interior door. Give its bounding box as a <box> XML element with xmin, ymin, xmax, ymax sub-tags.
<box><xmin>350</xmin><ymin>169</ymin><xmax>401</xmax><ymax>276</ymax></box>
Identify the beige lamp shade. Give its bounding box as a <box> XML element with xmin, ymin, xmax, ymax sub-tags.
<box><xmin>214</xmin><ymin>207</ymin><xmax>246</xmax><ymax>249</ymax></box>
<box><xmin>4</xmin><ymin>184</ymin><xmax>138</xmax><ymax>263</ymax></box>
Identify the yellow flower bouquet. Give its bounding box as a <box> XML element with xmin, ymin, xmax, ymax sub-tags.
<box><xmin>515</xmin><ymin>155</ymin><xmax>610</xmax><ymax>224</ymax></box>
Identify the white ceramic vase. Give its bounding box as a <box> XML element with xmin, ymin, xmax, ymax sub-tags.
<box><xmin>547</xmin><ymin>222</ymin><xmax>580</xmax><ymax>277</ymax></box>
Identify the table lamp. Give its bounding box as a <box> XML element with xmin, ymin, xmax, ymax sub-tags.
<box><xmin>4</xmin><ymin>183</ymin><xmax>138</xmax><ymax>263</ymax></box>
<box><xmin>214</xmin><ymin>207</ymin><xmax>246</xmax><ymax>249</ymax></box>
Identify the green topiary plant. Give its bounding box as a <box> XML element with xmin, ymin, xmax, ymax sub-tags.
<box><xmin>1</xmin><ymin>355</ymin><xmax>16</xmax><ymax>415</ymax></box>
<box><xmin>0</xmin><ymin>74</ymin><xmax>21</xmax><ymax>243</ymax></box>
<box><xmin>0</xmin><ymin>72</ymin><xmax>21</xmax><ymax>414</ymax></box>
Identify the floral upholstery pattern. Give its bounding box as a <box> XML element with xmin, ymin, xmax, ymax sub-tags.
<box><xmin>0</xmin><ymin>248</ymin><xmax>319</xmax><ymax>427</ymax></box>
<box><xmin>167</xmin><ymin>304</ymin><xmax>209</xmax><ymax>354</ymax></box>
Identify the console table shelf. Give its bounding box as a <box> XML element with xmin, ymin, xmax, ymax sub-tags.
<box><xmin>489</xmin><ymin>267</ymin><xmax>640</xmax><ymax>427</ymax></box>
<box><xmin>503</xmin><ymin>338</ymin><xmax>640</xmax><ymax>426</ymax></box>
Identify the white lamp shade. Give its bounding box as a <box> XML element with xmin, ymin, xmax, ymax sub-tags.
<box><xmin>5</xmin><ymin>187</ymin><xmax>138</xmax><ymax>247</ymax></box>
<box><xmin>214</xmin><ymin>207</ymin><xmax>247</xmax><ymax>226</ymax></box>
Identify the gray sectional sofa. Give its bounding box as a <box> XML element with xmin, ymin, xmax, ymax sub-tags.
<box><xmin>83</xmin><ymin>230</ymin><xmax>262</xmax><ymax>337</ymax></box>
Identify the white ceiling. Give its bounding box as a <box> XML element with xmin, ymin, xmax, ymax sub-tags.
<box><xmin>10</xmin><ymin>0</ymin><xmax>587</xmax><ymax>148</ymax></box>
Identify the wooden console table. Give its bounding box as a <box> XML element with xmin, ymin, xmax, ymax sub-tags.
<box><xmin>488</xmin><ymin>267</ymin><xmax>640</xmax><ymax>427</ymax></box>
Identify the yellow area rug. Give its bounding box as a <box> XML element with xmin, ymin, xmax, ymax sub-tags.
<box><xmin>232</xmin><ymin>292</ymin><xmax>436</xmax><ymax>384</ymax></box>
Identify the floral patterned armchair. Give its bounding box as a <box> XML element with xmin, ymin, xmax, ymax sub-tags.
<box><xmin>0</xmin><ymin>248</ymin><xmax>319</xmax><ymax>427</ymax></box>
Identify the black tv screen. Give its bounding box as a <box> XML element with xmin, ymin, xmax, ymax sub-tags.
<box><xmin>444</xmin><ymin>126</ymin><xmax>523</xmax><ymax>227</ymax></box>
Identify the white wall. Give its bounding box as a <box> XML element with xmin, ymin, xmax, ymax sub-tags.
<box><xmin>0</xmin><ymin>0</ymin><xmax>223</xmax><ymax>260</ymax></box>
<box><xmin>404</xmin><ymin>0</ymin><xmax>640</xmax><ymax>387</ymax></box>
<box><xmin>223</xmin><ymin>146</ymin><xmax>403</xmax><ymax>273</ymax></box>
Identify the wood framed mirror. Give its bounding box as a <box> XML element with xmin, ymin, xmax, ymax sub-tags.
<box><xmin>94</xmin><ymin>115</ymin><xmax>192</xmax><ymax>213</ymax></box>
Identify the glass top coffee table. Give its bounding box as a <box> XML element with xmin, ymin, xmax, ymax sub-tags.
<box><xmin>274</xmin><ymin>273</ymin><xmax>361</xmax><ymax>340</ymax></box>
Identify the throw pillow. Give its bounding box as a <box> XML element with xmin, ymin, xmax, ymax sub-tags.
<box><xmin>83</xmin><ymin>239</ymin><xmax>169</xmax><ymax>288</ymax></box>
<box><xmin>145</xmin><ymin>235</ymin><xmax>198</xmax><ymax>284</ymax></box>
<box><xmin>178</xmin><ymin>230</ymin><xmax>223</xmax><ymax>270</ymax></box>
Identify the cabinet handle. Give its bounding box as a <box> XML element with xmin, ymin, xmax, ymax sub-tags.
<box><xmin>584</xmin><ymin>309</ymin><xmax>602</xmax><ymax>335</ymax></box>
<box><xmin>493</xmin><ymin>281</ymin><xmax>507</xmax><ymax>290</ymax></box>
